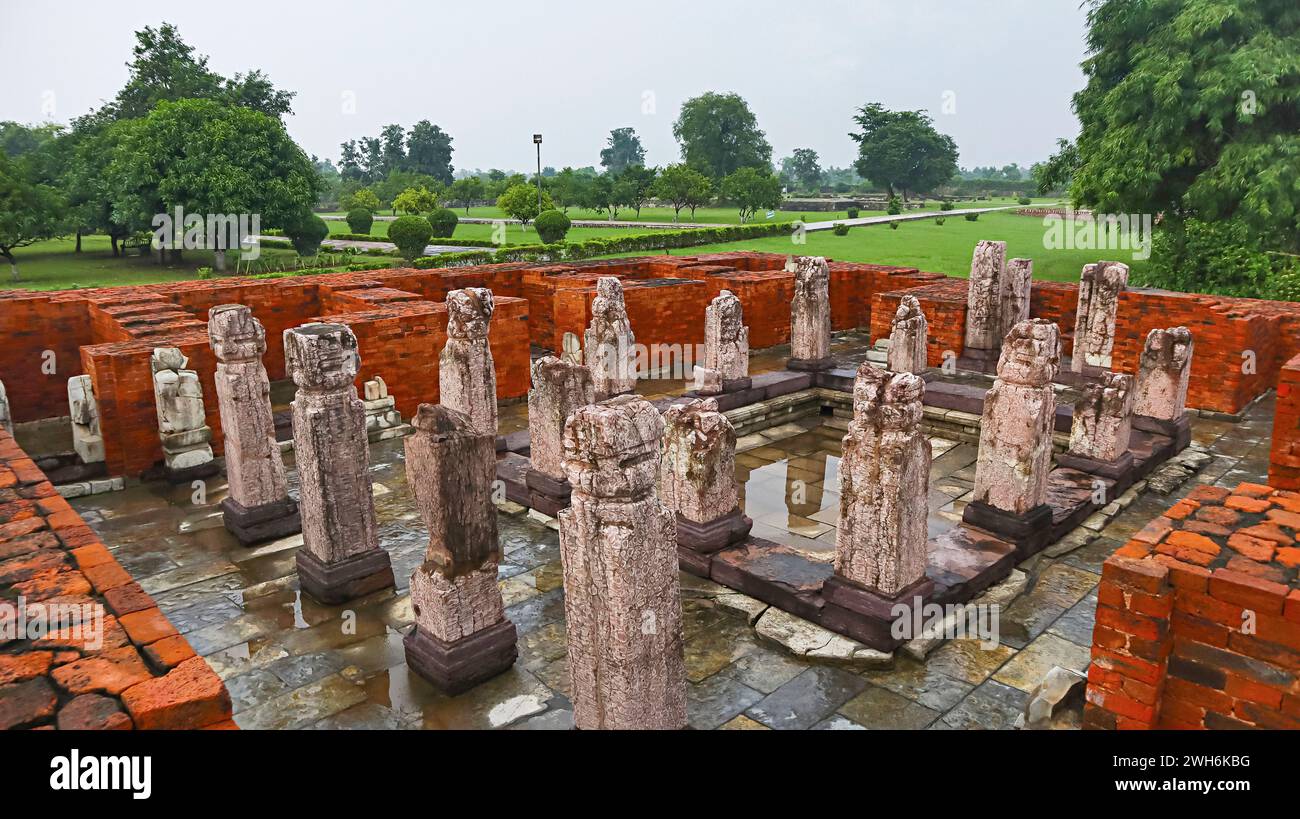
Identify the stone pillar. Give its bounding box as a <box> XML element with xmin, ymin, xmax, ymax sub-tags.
<box><xmin>150</xmin><ymin>347</ymin><xmax>218</xmax><ymax>482</ymax></box>
<box><xmin>962</xmin><ymin>319</ymin><xmax>1061</xmax><ymax>552</ymax></box>
<box><xmin>362</xmin><ymin>375</ymin><xmax>405</xmax><ymax>441</ymax></box>
<box><xmin>695</xmin><ymin>290</ymin><xmax>750</xmax><ymax>394</ymax></box>
<box><xmin>1071</xmin><ymin>261</ymin><xmax>1129</xmax><ymax>372</ymax></box>
<box><xmin>403</xmin><ymin>404</ymin><xmax>517</xmax><ymax>693</ymax></box>
<box><xmin>659</xmin><ymin>398</ymin><xmax>751</xmax><ymax>564</ymax></box>
<box><xmin>0</xmin><ymin>380</ymin><xmax>12</xmax><ymax>436</ymax></box>
<box><xmin>525</xmin><ymin>355</ymin><xmax>595</xmax><ymax>516</ymax></box>
<box><xmin>208</xmin><ymin>304</ymin><xmax>300</xmax><ymax>546</ymax></box>
<box><xmin>1002</xmin><ymin>257</ymin><xmax>1033</xmax><ymax>333</ymax></box>
<box><xmin>439</xmin><ymin>288</ymin><xmax>497</xmax><ymax>438</ymax></box>
<box><xmin>788</xmin><ymin>256</ymin><xmax>833</xmax><ymax>370</ymax></box>
<box><xmin>284</xmin><ymin>322</ymin><xmax>394</xmax><ymax>604</ymax></box>
<box><xmin>583</xmin><ymin>277</ymin><xmax>637</xmax><ymax>400</ymax></box>
<box><xmin>559</xmin><ymin>394</ymin><xmax>687</xmax><ymax>729</ymax></box>
<box><xmin>1132</xmin><ymin>326</ymin><xmax>1194</xmax><ymax>450</ymax></box>
<box><xmin>886</xmin><ymin>295</ymin><xmax>928</xmax><ymax>373</ymax></box>
<box><xmin>963</xmin><ymin>240</ymin><xmax>1007</xmax><ymax>353</ymax></box>
<box><xmin>68</xmin><ymin>375</ymin><xmax>105</xmax><ymax>465</ymax></box>
<box><xmin>1058</xmin><ymin>372</ymin><xmax>1136</xmax><ymax>484</ymax></box>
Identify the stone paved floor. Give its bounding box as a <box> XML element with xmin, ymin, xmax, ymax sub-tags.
<box><xmin>67</xmin><ymin>369</ymin><xmax>1276</xmax><ymax>730</ymax></box>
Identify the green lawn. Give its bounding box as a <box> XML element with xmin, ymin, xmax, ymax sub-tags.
<box><xmin>327</xmin><ymin>219</ymin><xmax>657</xmax><ymax>244</ymax></box>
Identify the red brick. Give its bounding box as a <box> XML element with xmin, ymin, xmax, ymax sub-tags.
<box><xmin>1101</xmin><ymin>555</ymin><xmax>1168</xmax><ymax>594</ymax></box>
<box><xmin>0</xmin><ymin>652</ymin><xmax>53</xmax><ymax>685</ymax></box>
<box><xmin>118</xmin><ymin>607</ymin><xmax>179</xmax><ymax>646</ymax></box>
<box><xmin>1186</xmin><ymin>485</ymin><xmax>1232</xmax><ymax>504</ymax></box>
<box><xmin>1131</xmin><ymin>517</ymin><xmax>1173</xmax><ymax>545</ymax></box>
<box><xmin>120</xmin><ymin>656</ymin><xmax>232</xmax><ymax>730</ymax></box>
<box><xmin>1194</xmin><ymin>505</ymin><xmax>1241</xmax><ymax>527</ymax></box>
<box><xmin>1165</xmin><ymin>499</ymin><xmax>1199</xmax><ymax>521</ymax></box>
<box><xmin>1233</xmin><ymin>482</ymin><xmax>1274</xmax><ymax>498</ymax></box>
<box><xmin>1151</xmin><ymin>555</ymin><xmax>1211</xmax><ymax>592</ymax></box>
<box><xmin>1208</xmin><ymin>568</ymin><xmax>1289</xmax><ymax>615</ymax></box>
<box><xmin>1225</xmin><ymin>495</ymin><xmax>1271</xmax><ymax>513</ymax></box>
<box><xmin>50</xmin><ymin>645</ymin><xmax>152</xmax><ymax>695</ymax></box>
<box><xmin>0</xmin><ymin>677</ymin><xmax>58</xmax><ymax>729</ymax></box>
<box><xmin>70</xmin><ymin>542</ymin><xmax>114</xmax><ymax>569</ymax></box>
<box><xmin>82</xmin><ymin>561</ymin><xmax>133</xmax><ymax>592</ymax></box>
<box><xmin>102</xmin><ymin>582</ymin><xmax>155</xmax><ymax>616</ymax></box>
<box><xmin>1226</xmin><ymin>532</ymin><xmax>1277</xmax><ymax>562</ymax></box>
<box><xmin>1264</xmin><ymin>508</ymin><xmax>1300</xmax><ymax>530</ymax></box>
<box><xmin>142</xmin><ymin>635</ymin><xmax>197</xmax><ymax>671</ymax></box>
<box><xmin>56</xmin><ymin>694</ymin><xmax>133</xmax><ymax>730</ymax></box>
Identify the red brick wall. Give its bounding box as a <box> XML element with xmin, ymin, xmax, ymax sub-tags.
<box><xmin>0</xmin><ymin>294</ymin><xmax>93</xmax><ymax>423</ymax></box>
<box><xmin>1271</xmin><ymin>354</ymin><xmax>1300</xmax><ymax>491</ymax></box>
<box><xmin>1084</xmin><ymin>484</ymin><xmax>1300</xmax><ymax>730</ymax></box>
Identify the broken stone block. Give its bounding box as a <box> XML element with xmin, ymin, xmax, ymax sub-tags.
<box><xmin>0</xmin><ymin>379</ymin><xmax>12</xmax><ymax>436</ymax></box>
<box><xmin>702</xmin><ymin>290</ymin><xmax>750</xmax><ymax>390</ymax></box>
<box><xmin>1132</xmin><ymin>327</ymin><xmax>1194</xmax><ymax>451</ymax></box>
<box><xmin>559</xmin><ymin>394</ymin><xmax>687</xmax><ymax>729</ymax></box>
<box><xmin>525</xmin><ymin>355</ymin><xmax>595</xmax><ymax>515</ymax></box>
<box><xmin>1071</xmin><ymin>261</ymin><xmax>1128</xmax><ymax>371</ymax></box>
<box><xmin>1068</xmin><ymin>371</ymin><xmax>1135</xmax><ymax>464</ymax></box>
<box><xmin>150</xmin><ymin>347</ymin><xmax>216</xmax><ymax>482</ymax></box>
<box><xmin>67</xmin><ymin>375</ymin><xmax>105</xmax><ymax>465</ymax></box>
<box><xmin>583</xmin><ymin>277</ymin><xmax>637</xmax><ymax>400</ymax></box>
<box><xmin>440</xmin><ymin>288</ymin><xmax>497</xmax><ymax>438</ymax></box>
<box><xmin>788</xmin><ymin>256</ymin><xmax>832</xmax><ymax>370</ymax></box>
<box><xmin>659</xmin><ymin>398</ymin><xmax>752</xmax><ymax>553</ymax></box>
<box><xmin>886</xmin><ymin>295</ymin><xmax>928</xmax><ymax>373</ymax></box>
<box><xmin>361</xmin><ymin>375</ymin><xmax>404</xmax><ymax>439</ymax></box>
<box><xmin>1018</xmin><ymin>665</ymin><xmax>1086</xmax><ymax>729</ymax></box>
<box><xmin>692</xmin><ymin>366</ymin><xmax>722</xmax><ymax>396</ymax></box>
<box><xmin>208</xmin><ymin>304</ymin><xmax>300</xmax><ymax>546</ymax></box>
<box><xmin>403</xmin><ymin>404</ymin><xmax>516</xmax><ymax>693</ymax></box>
<box><xmin>964</xmin><ymin>240</ymin><xmax>1007</xmax><ymax>352</ymax></box>
<box><xmin>284</xmin><ymin>322</ymin><xmax>393</xmax><ymax>604</ymax></box>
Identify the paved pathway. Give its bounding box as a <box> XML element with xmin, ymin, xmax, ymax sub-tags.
<box><xmin>800</xmin><ymin>203</ymin><xmax>1028</xmax><ymax>232</ymax></box>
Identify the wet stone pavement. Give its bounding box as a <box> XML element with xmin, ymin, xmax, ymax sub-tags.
<box><xmin>68</xmin><ymin>377</ymin><xmax>1276</xmax><ymax>730</ymax></box>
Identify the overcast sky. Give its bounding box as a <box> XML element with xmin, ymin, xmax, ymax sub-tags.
<box><xmin>1</xmin><ymin>0</ymin><xmax>1090</xmax><ymax>173</ymax></box>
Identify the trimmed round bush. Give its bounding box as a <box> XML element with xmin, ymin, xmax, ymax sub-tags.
<box><xmin>1018</xmin><ymin>196</ymin><xmax>1033</xmax><ymax>205</ymax></box>
<box><xmin>934</xmin><ymin>216</ymin><xmax>946</xmax><ymax>226</ymax></box>
<box><xmin>534</xmin><ymin>209</ymin><xmax>572</xmax><ymax>244</ymax></box>
<box><xmin>832</xmin><ymin>222</ymin><xmax>850</xmax><ymax>236</ymax></box>
<box><xmin>346</xmin><ymin>209</ymin><xmax>374</xmax><ymax>234</ymax></box>
<box><xmin>886</xmin><ymin>196</ymin><xmax>902</xmax><ymax>215</ymax></box>
<box><xmin>846</xmin><ymin>207</ymin><xmax>859</xmax><ymax>219</ymax></box>
<box><xmin>940</xmin><ymin>201</ymin><xmax>955</xmax><ymax>211</ymax></box>
<box><xmin>964</xmin><ymin>212</ymin><xmax>980</xmax><ymax>222</ymax></box>
<box><xmin>286</xmin><ymin>214</ymin><xmax>329</xmax><ymax>257</ymax></box>
<box><xmin>426</xmin><ymin>208</ymin><xmax>460</xmax><ymax>239</ymax></box>
<box><xmin>388</xmin><ymin>215</ymin><xmax>434</xmax><ymax>260</ymax></box>
<box><xmin>889</xmin><ymin>221</ymin><xmax>900</xmax><ymax>230</ymax></box>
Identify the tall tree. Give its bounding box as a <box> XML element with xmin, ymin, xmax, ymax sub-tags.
<box><xmin>404</xmin><ymin>120</ymin><xmax>455</xmax><ymax>184</ymax></box>
<box><xmin>617</xmin><ymin>166</ymin><xmax>658</xmax><ymax>218</ymax></box>
<box><xmin>599</xmin><ymin>127</ymin><xmax>646</xmax><ymax>174</ymax></box>
<box><xmin>1033</xmin><ymin>138</ymin><xmax>1079</xmax><ymax>195</ymax></box>
<box><xmin>0</xmin><ymin>152</ymin><xmax>65</xmax><ymax>280</ymax></box>
<box><xmin>849</xmin><ymin>103</ymin><xmax>958</xmax><ymax>198</ymax></box>
<box><xmin>782</xmin><ymin>148</ymin><xmax>823</xmax><ymax>191</ymax></box>
<box><xmin>652</xmin><ymin>164</ymin><xmax>713</xmax><ymax>221</ymax></box>
<box><xmin>720</xmin><ymin>167</ymin><xmax>782</xmax><ymax>223</ymax></box>
<box><xmin>672</xmin><ymin>92</ymin><xmax>772</xmax><ymax>180</ymax></box>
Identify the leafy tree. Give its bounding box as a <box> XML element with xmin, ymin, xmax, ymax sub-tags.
<box><xmin>285</xmin><ymin>213</ymin><xmax>329</xmax><ymax>257</ymax></box>
<box><xmin>1033</xmin><ymin>138</ymin><xmax>1079</xmax><ymax>195</ymax></box>
<box><xmin>379</xmin><ymin>124</ymin><xmax>407</xmax><ymax>177</ymax></box>
<box><xmin>720</xmin><ymin>167</ymin><xmax>782</xmax><ymax>223</ymax></box>
<box><xmin>782</xmin><ymin>149</ymin><xmax>823</xmax><ymax>191</ymax></box>
<box><xmin>392</xmin><ymin>185</ymin><xmax>439</xmax><ymax>214</ymax></box>
<box><xmin>599</xmin><ymin>127</ymin><xmax>646</xmax><ymax>174</ymax></box>
<box><xmin>1134</xmin><ymin>217</ymin><xmax>1273</xmax><ymax>298</ymax></box>
<box><xmin>583</xmin><ymin>174</ymin><xmax>620</xmax><ymax>220</ymax></box>
<box><xmin>849</xmin><ymin>102</ymin><xmax>958</xmax><ymax>198</ymax></box>
<box><xmin>0</xmin><ymin>122</ymin><xmax>63</xmax><ymax>159</ymax></box>
<box><xmin>1071</xmin><ymin>0</ymin><xmax>1299</xmax><ymax>252</ymax></box>
<box><xmin>388</xmin><ymin>215</ymin><xmax>433</xmax><ymax>260</ymax></box>
<box><xmin>673</xmin><ymin>92</ymin><xmax>772</xmax><ymax>180</ymax></box>
<box><xmin>447</xmin><ymin>176</ymin><xmax>485</xmax><ymax>213</ymax></box>
<box><xmin>0</xmin><ymin>152</ymin><xmax>65</xmax><ymax>280</ymax></box>
<box><xmin>546</xmin><ymin>167</ymin><xmax>589</xmax><ymax>213</ymax></box>
<box><xmin>497</xmin><ymin>183</ymin><xmax>552</xmax><ymax>225</ymax></box>
<box><xmin>534</xmin><ymin>209</ymin><xmax>572</xmax><ymax>243</ymax></box>
<box><xmin>652</xmin><ymin>164</ymin><xmax>713</xmax><ymax>221</ymax></box>
<box><xmin>374</xmin><ymin>171</ymin><xmax>441</xmax><ymax>214</ymax></box>
<box><xmin>405</xmin><ymin>120</ymin><xmax>454</xmax><ymax>184</ymax></box>
<box><xmin>618</xmin><ymin>166</ymin><xmax>658</xmax><ymax>218</ymax></box>
<box><xmin>342</xmin><ymin>188</ymin><xmax>380</xmax><ymax>213</ymax></box>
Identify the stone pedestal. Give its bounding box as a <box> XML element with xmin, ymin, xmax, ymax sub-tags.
<box><xmin>0</xmin><ymin>380</ymin><xmax>12</xmax><ymax>436</ymax></box>
<box><xmin>440</xmin><ymin>288</ymin><xmax>497</xmax><ymax>437</ymax></box>
<box><xmin>403</xmin><ymin>404</ymin><xmax>516</xmax><ymax>693</ymax></box>
<box><xmin>1133</xmin><ymin>327</ymin><xmax>1194</xmax><ymax>450</ymax></box>
<box><xmin>362</xmin><ymin>375</ymin><xmax>405</xmax><ymax>441</ymax></box>
<box><xmin>886</xmin><ymin>295</ymin><xmax>928</xmax><ymax>373</ymax></box>
<box><xmin>68</xmin><ymin>375</ymin><xmax>105</xmax><ymax>465</ymax></box>
<box><xmin>963</xmin><ymin>319</ymin><xmax>1061</xmax><ymax>553</ymax></box>
<box><xmin>284</xmin><ymin>322</ymin><xmax>393</xmax><ymax>604</ymax></box>
<box><xmin>659</xmin><ymin>398</ymin><xmax>752</xmax><ymax>555</ymax></box>
<box><xmin>559</xmin><ymin>395</ymin><xmax>687</xmax><ymax>730</ymax></box>
<box><xmin>526</xmin><ymin>355</ymin><xmax>594</xmax><ymax>516</ymax></box>
<box><xmin>150</xmin><ymin>347</ymin><xmax>218</xmax><ymax>483</ymax></box>
<box><xmin>788</xmin><ymin>256</ymin><xmax>833</xmax><ymax>370</ymax></box>
<box><xmin>832</xmin><ymin>366</ymin><xmax>931</xmax><ymax>595</ymax></box>
<box><xmin>208</xmin><ymin>304</ymin><xmax>300</xmax><ymax>546</ymax></box>
<box><xmin>1057</xmin><ymin>372</ymin><xmax>1136</xmax><ymax>489</ymax></box>
<box><xmin>1072</xmin><ymin>261</ymin><xmax>1129</xmax><ymax>372</ymax></box>
<box><xmin>584</xmin><ymin>277</ymin><xmax>637</xmax><ymax>400</ymax></box>
<box><xmin>700</xmin><ymin>290</ymin><xmax>751</xmax><ymax>393</ymax></box>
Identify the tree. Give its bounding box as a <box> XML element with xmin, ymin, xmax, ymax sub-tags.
<box><xmin>583</xmin><ymin>174</ymin><xmax>621</xmax><ymax>220</ymax></box>
<box><xmin>405</xmin><ymin>120</ymin><xmax>454</xmax><ymax>184</ymax></box>
<box><xmin>673</xmin><ymin>92</ymin><xmax>772</xmax><ymax>180</ymax></box>
<box><xmin>652</xmin><ymin>164</ymin><xmax>713</xmax><ymax>221</ymax></box>
<box><xmin>546</xmin><ymin>167</ymin><xmax>588</xmax><ymax>213</ymax></box>
<box><xmin>497</xmin><ymin>183</ymin><xmax>552</xmax><ymax>225</ymax></box>
<box><xmin>0</xmin><ymin>153</ymin><xmax>65</xmax><ymax>280</ymax></box>
<box><xmin>342</xmin><ymin>188</ymin><xmax>380</xmax><ymax>213</ymax></box>
<box><xmin>392</xmin><ymin>185</ymin><xmax>439</xmax><ymax>214</ymax></box>
<box><xmin>1033</xmin><ymin>138</ymin><xmax>1079</xmax><ymax>195</ymax></box>
<box><xmin>783</xmin><ymin>149</ymin><xmax>823</xmax><ymax>191</ymax></box>
<box><xmin>447</xmin><ymin>176</ymin><xmax>485</xmax><ymax>213</ymax></box>
<box><xmin>618</xmin><ymin>166</ymin><xmax>658</xmax><ymax>218</ymax></box>
<box><xmin>1070</xmin><ymin>0</ymin><xmax>1299</xmax><ymax>252</ymax></box>
<box><xmin>599</xmin><ymin>127</ymin><xmax>646</xmax><ymax>174</ymax></box>
<box><xmin>849</xmin><ymin>102</ymin><xmax>959</xmax><ymax>198</ymax></box>
<box><xmin>720</xmin><ymin>167</ymin><xmax>782</xmax><ymax>223</ymax></box>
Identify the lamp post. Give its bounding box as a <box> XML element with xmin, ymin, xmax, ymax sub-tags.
<box><xmin>533</xmin><ymin>134</ymin><xmax>543</xmax><ymax>216</ymax></box>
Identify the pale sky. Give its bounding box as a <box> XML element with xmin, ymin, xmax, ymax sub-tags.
<box><xmin>1</xmin><ymin>0</ymin><xmax>1090</xmax><ymax>173</ymax></box>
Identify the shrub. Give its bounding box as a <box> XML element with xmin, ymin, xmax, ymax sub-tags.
<box><xmin>940</xmin><ymin>201</ymin><xmax>955</xmax><ymax>211</ymax></box>
<box><xmin>846</xmin><ymin>207</ymin><xmax>859</xmax><ymax>219</ymax></box>
<box><xmin>388</xmin><ymin>215</ymin><xmax>434</xmax><ymax>260</ymax></box>
<box><xmin>886</xmin><ymin>196</ymin><xmax>902</xmax><ymax>215</ymax></box>
<box><xmin>964</xmin><ymin>213</ymin><xmax>980</xmax><ymax>222</ymax></box>
<box><xmin>1135</xmin><ymin>217</ymin><xmax>1273</xmax><ymax>298</ymax></box>
<box><xmin>286</xmin><ymin>214</ymin><xmax>329</xmax><ymax>257</ymax></box>
<box><xmin>426</xmin><ymin>208</ymin><xmax>460</xmax><ymax>239</ymax></box>
<box><xmin>889</xmin><ymin>221</ymin><xmax>900</xmax><ymax>230</ymax></box>
<box><xmin>1018</xmin><ymin>196</ymin><xmax>1033</xmax><ymax>206</ymax></box>
<box><xmin>934</xmin><ymin>217</ymin><xmax>946</xmax><ymax>226</ymax></box>
<box><xmin>534</xmin><ymin>209</ymin><xmax>572</xmax><ymax>243</ymax></box>
<box><xmin>346</xmin><ymin>209</ymin><xmax>374</xmax><ymax>234</ymax></box>
<box><xmin>1267</xmin><ymin>255</ymin><xmax>1300</xmax><ymax>302</ymax></box>
<box><xmin>832</xmin><ymin>223</ymin><xmax>850</xmax><ymax>236</ymax></box>
<box><xmin>196</xmin><ymin>266</ymin><xmax>214</xmax><ymax>280</ymax></box>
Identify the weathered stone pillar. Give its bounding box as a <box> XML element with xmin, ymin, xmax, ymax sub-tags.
<box><xmin>827</xmin><ymin>366</ymin><xmax>931</xmax><ymax>599</ymax></box>
<box><xmin>1002</xmin><ymin>257</ymin><xmax>1033</xmax><ymax>333</ymax></box>
<box><xmin>208</xmin><ymin>304</ymin><xmax>300</xmax><ymax>546</ymax></box>
<box><xmin>788</xmin><ymin>256</ymin><xmax>833</xmax><ymax>370</ymax></box>
<box><xmin>439</xmin><ymin>288</ymin><xmax>497</xmax><ymax>438</ymax></box>
<box><xmin>963</xmin><ymin>240</ymin><xmax>1007</xmax><ymax>353</ymax></box>
<box><xmin>659</xmin><ymin>398</ymin><xmax>751</xmax><ymax>567</ymax></box>
<box><xmin>560</xmin><ymin>331</ymin><xmax>583</xmax><ymax>365</ymax></box>
<box><xmin>559</xmin><ymin>394</ymin><xmax>687</xmax><ymax>730</ymax></box>
<box><xmin>1058</xmin><ymin>372</ymin><xmax>1136</xmax><ymax>483</ymax></box>
<box><xmin>0</xmin><ymin>380</ymin><xmax>12</xmax><ymax>436</ymax></box>
<box><xmin>150</xmin><ymin>347</ymin><xmax>217</xmax><ymax>483</ymax></box>
<box><xmin>68</xmin><ymin>375</ymin><xmax>105</xmax><ymax>465</ymax></box>
<box><xmin>1132</xmin><ymin>326</ymin><xmax>1194</xmax><ymax>450</ymax></box>
<box><xmin>362</xmin><ymin>375</ymin><xmax>405</xmax><ymax>441</ymax></box>
<box><xmin>403</xmin><ymin>404</ymin><xmax>516</xmax><ymax>693</ymax></box>
<box><xmin>962</xmin><ymin>319</ymin><xmax>1061</xmax><ymax>552</ymax></box>
<box><xmin>584</xmin><ymin>277</ymin><xmax>637</xmax><ymax>400</ymax></box>
<box><xmin>526</xmin><ymin>355</ymin><xmax>595</xmax><ymax>516</ymax></box>
<box><xmin>695</xmin><ymin>290</ymin><xmax>750</xmax><ymax>394</ymax></box>
<box><xmin>284</xmin><ymin>322</ymin><xmax>394</xmax><ymax>604</ymax></box>
<box><xmin>1071</xmin><ymin>261</ymin><xmax>1129</xmax><ymax>372</ymax></box>
<box><xmin>886</xmin><ymin>295</ymin><xmax>928</xmax><ymax>373</ymax></box>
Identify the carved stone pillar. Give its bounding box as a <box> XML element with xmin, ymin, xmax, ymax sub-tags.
<box><xmin>1071</xmin><ymin>261</ymin><xmax>1129</xmax><ymax>372</ymax></box>
<box><xmin>696</xmin><ymin>290</ymin><xmax>750</xmax><ymax>394</ymax></box>
<box><xmin>150</xmin><ymin>347</ymin><xmax>217</xmax><ymax>483</ymax></box>
<box><xmin>439</xmin><ymin>288</ymin><xmax>497</xmax><ymax>438</ymax></box>
<box><xmin>886</xmin><ymin>295</ymin><xmax>928</xmax><ymax>373</ymax></box>
<box><xmin>584</xmin><ymin>277</ymin><xmax>637</xmax><ymax>400</ymax></box>
<box><xmin>1132</xmin><ymin>326</ymin><xmax>1194</xmax><ymax>450</ymax></box>
<box><xmin>788</xmin><ymin>256</ymin><xmax>833</xmax><ymax>370</ymax></box>
<box><xmin>964</xmin><ymin>240</ymin><xmax>1007</xmax><ymax>353</ymax></box>
<box><xmin>659</xmin><ymin>398</ymin><xmax>751</xmax><ymax>561</ymax></box>
<box><xmin>525</xmin><ymin>355</ymin><xmax>595</xmax><ymax>516</ymax></box>
<box><xmin>68</xmin><ymin>376</ymin><xmax>105</xmax><ymax>465</ymax></box>
<box><xmin>284</xmin><ymin>322</ymin><xmax>394</xmax><ymax>604</ymax></box>
<box><xmin>1058</xmin><ymin>372</ymin><xmax>1136</xmax><ymax>484</ymax></box>
<box><xmin>1002</xmin><ymin>257</ymin><xmax>1033</xmax><ymax>334</ymax></box>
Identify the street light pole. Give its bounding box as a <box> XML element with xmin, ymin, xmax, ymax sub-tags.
<box><xmin>533</xmin><ymin>134</ymin><xmax>543</xmax><ymax>216</ymax></box>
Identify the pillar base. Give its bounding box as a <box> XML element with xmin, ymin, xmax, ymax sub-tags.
<box><xmin>525</xmin><ymin>468</ymin><xmax>571</xmax><ymax>517</ymax></box>
<box><xmin>1132</xmin><ymin>413</ymin><xmax>1191</xmax><ymax>452</ymax></box>
<box><xmin>296</xmin><ymin>547</ymin><xmax>394</xmax><ymax>605</ymax></box>
<box><xmin>404</xmin><ymin>619</ymin><xmax>518</xmax><ymax>695</ymax></box>
<box><xmin>1055</xmin><ymin>450</ymin><xmax>1135</xmax><ymax>497</ymax></box>
<box><xmin>962</xmin><ymin>500</ymin><xmax>1054</xmax><ymax>556</ymax></box>
<box><xmin>819</xmin><ymin>574</ymin><xmax>936</xmax><ymax>651</ymax></box>
<box><xmin>787</xmin><ymin>357</ymin><xmax>834</xmax><ymax>372</ymax></box>
<box><xmin>954</xmin><ymin>346</ymin><xmax>1000</xmax><ymax>374</ymax></box>
<box><xmin>162</xmin><ymin>459</ymin><xmax>220</xmax><ymax>485</ymax></box>
<box><xmin>675</xmin><ymin>508</ymin><xmax>752</xmax><ymax>554</ymax></box>
<box><xmin>221</xmin><ymin>496</ymin><xmax>302</xmax><ymax>546</ymax></box>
